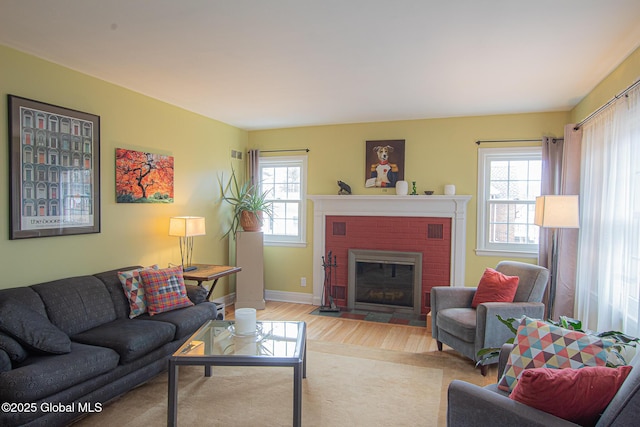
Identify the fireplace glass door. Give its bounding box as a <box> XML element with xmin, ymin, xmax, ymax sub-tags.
<box><xmin>348</xmin><ymin>249</ymin><xmax>422</xmax><ymax>314</ymax></box>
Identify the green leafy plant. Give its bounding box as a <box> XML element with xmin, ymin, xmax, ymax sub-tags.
<box><xmin>476</xmin><ymin>315</ymin><xmax>518</xmax><ymax>365</ymax></box>
<box><xmin>477</xmin><ymin>315</ymin><xmax>639</xmax><ymax>368</ymax></box>
<box><xmin>218</xmin><ymin>167</ymin><xmax>273</xmax><ymax>238</ymax></box>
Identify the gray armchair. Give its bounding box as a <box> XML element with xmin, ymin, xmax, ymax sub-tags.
<box><xmin>447</xmin><ymin>344</ymin><xmax>640</xmax><ymax>426</ymax></box>
<box><xmin>431</xmin><ymin>260</ymin><xmax>549</xmax><ymax>375</ymax></box>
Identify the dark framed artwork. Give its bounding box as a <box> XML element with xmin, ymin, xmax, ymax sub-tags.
<box><xmin>8</xmin><ymin>95</ymin><xmax>101</xmax><ymax>239</ymax></box>
<box><xmin>115</xmin><ymin>148</ymin><xmax>174</xmax><ymax>203</ymax></box>
<box><xmin>365</xmin><ymin>139</ymin><xmax>405</xmax><ymax>188</ymax></box>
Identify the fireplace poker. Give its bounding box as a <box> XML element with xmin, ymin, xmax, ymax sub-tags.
<box><xmin>319</xmin><ymin>251</ymin><xmax>340</xmax><ymax>312</ymax></box>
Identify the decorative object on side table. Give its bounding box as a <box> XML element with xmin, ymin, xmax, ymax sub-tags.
<box><xmin>169</xmin><ymin>216</ymin><xmax>206</xmax><ymax>272</ymax></box>
<box><xmin>218</xmin><ymin>167</ymin><xmax>273</xmax><ymax>238</ymax></box>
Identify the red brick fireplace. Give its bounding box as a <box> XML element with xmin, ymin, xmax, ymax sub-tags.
<box><xmin>309</xmin><ymin>195</ymin><xmax>471</xmax><ymax>314</ymax></box>
<box><xmin>326</xmin><ymin>215</ymin><xmax>451</xmax><ymax>314</ymax></box>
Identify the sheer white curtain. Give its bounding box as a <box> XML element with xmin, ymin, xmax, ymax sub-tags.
<box><xmin>575</xmin><ymin>85</ymin><xmax>640</xmax><ymax>336</ymax></box>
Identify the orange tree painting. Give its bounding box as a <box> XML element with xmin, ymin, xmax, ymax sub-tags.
<box><xmin>116</xmin><ymin>148</ymin><xmax>174</xmax><ymax>203</ymax></box>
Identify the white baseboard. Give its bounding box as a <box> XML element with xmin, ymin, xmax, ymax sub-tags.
<box><xmin>213</xmin><ymin>290</ymin><xmax>315</xmax><ymax>307</ymax></box>
<box><xmin>265</xmin><ymin>289</ymin><xmax>315</xmax><ymax>305</ymax></box>
<box><xmin>211</xmin><ymin>293</ymin><xmax>236</xmax><ymax>307</ymax></box>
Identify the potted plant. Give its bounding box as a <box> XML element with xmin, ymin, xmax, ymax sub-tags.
<box><xmin>218</xmin><ymin>167</ymin><xmax>273</xmax><ymax>238</ymax></box>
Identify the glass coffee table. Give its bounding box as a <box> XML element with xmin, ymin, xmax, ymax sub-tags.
<box><xmin>167</xmin><ymin>320</ymin><xmax>307</xmax><ymax>427</ymax></box>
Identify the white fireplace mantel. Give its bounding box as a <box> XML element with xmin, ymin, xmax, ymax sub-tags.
<box><xmin>308</xmin><ymin>195</ymin><xmax>472</xmax><ymax>306</ymax></box>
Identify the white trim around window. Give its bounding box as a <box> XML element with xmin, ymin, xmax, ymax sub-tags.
<box><xmin>476</xmin><ymin>146</ymin><xmax>541</xmax><ymax>258</ymax></box>
<box><xmin>260</xmin><ymin>155</ymin><xmax>307</xmax><ymax>247</ymax></box>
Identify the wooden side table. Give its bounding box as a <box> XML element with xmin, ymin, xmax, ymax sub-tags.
<box><xmin>182</xmin><ymin>264</ymin><xmax>242</xmax><ymax>300</ymax></box>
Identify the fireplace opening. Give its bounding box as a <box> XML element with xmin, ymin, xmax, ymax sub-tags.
<box><xmin>348</xmin><ymin>249</ymin><xmax>422</xmax><ymax>315</ymax></box>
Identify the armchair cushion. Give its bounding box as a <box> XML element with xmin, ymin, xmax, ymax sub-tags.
<box><xmin>498</xmin><ymin>316</ymin><xmax>612</xmax><ymax>391</ymax></box>
<box><xmin>471</xmin><ymin>268</ymin><xmax>519</xmax><ymax>308</ymax></box>
<box><xmin>437</xmin><ymin>308</ymin><xmax>477</xmax><ymax>343</ymax></box>
<box><xmin>510</xmin><ymin>365</ymin><xmax>632</xmax><ymax>426</ymax></box>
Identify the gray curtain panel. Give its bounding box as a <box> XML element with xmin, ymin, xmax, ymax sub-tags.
<box><xmin>538</xmin><ymin>125</ymin><xmax>582</xmax><ymax>320</ymax></box>
<box><xmin>248</xmin><ymin>149</ymin><xmax>260</xmax><ymax>187</ymax></box>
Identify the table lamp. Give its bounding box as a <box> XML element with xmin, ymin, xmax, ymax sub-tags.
<box><xmin>169</xmin><ymin>216</ymin><xmax>206</xmax><ymax>272</ymax></box>
<box><xmin>534</xmin><ymin>195</ymin><xmax>580</xmax><ymax>319</ymax></box>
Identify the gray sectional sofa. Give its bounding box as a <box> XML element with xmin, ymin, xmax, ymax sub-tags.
<box><xmin>0</xmin><ymin>265</ymin><xmax>218</xmax><ymax>426</ymax></box>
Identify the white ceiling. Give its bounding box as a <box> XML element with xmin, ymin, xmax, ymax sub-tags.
<box><xmin>1</xmin><ymin>1</ymin><xmax>640</xmax><ymax>130</ymax></box>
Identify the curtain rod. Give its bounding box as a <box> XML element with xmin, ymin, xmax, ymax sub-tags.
<box><xmin>254</xmin><ymin>148</ymin><xmax>310</xmax><ymax>153</ymax></box>
<box><xmin>574</xmin><ymin>78</ymin><xmax>640</xmax><ymax>131</ymax></box>
<box><xmin>475</xmin><ymin>138</ymin><xmax>563</xmax><ymax>145</ymax></box>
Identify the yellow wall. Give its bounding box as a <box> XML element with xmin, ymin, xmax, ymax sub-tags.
<box><xmin>0</xmin><ymin>45</ymin><xmax>247</xmax><ymax>296</ymax></box>
<box><xmin>571</xmin><ymin>45</ymin><xmax>640</xmax><ymax>124</ymax></box>
<box><xmin>250</xmin><ymin>112</ymin><xmax>569</xmax><ymax>293</ymax></box>
<box><xmin>251</xmin><ymin>44</ymin><xmax>640</xmax><ymax>296</ymax></box>
<box><xmin>3</xmin><ymin>40</ymin><xmax>639</xmax><ymax>299</ymax></box>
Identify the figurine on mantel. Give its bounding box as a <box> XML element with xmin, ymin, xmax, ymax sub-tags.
<box><xmin>337</xmin><ymin>180</ymin><xmax>352</xmax><ymax>195</ymax></box>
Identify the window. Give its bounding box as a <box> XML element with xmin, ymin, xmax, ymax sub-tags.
<box><xmin>476</xmin><ymin>147</ymin><xmax>542</xmax><ymax>257</ymax></box>
<box><xmin>259</xmin><ymin>156</ymin><xmax>307</xmax><ymax>246</ymax></box>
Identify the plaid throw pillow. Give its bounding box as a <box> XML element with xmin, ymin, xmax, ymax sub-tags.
<box><xmin>498</xmin><ymin>316</ymin><xmax>612</xmax><ymax>392</ymax></box>
<box><xmin>139</xmin><ymin>266</ymin><xmax>193</xmax><ymax>315</ymax></box>
<box><xmin>118</xmin><ymin>265</ymin><xmax>158</xmax><ymax>318</ymax></box>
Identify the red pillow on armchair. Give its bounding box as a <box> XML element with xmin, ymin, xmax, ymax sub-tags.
<box><xmin>510</xmin><ymin>365</ymin><xmax>631</xmax><ymax>426</ymax></box>
<box><xmin>471</xmin><ymin>268</ymin><xmax>519</xmax><ymax>308</ymax></box>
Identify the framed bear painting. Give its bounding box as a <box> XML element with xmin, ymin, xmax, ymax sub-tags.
<box><xmin>365</xmin><ymin>139</ymin><xmax>405</xmax><ymax>188</ymax></box>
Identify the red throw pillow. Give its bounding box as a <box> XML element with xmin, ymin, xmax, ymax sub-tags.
<box><xmin>510</xmin><ymin>366</ymin><xmax>632</xmax><ymax>426</ymax></box>
<box><xmin>471</xmin><ymin>268</ymin><xmax>519</xmax><ymax>308</ymax></box>
<box><xmin>139</xmin><ymin>266</ymin><xmax>194</xmax><ymax>315</ymax></box>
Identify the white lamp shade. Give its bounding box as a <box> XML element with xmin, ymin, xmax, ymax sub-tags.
<box><xmin>169</xmin><ymin>216</ymin><xmax>206</xmax><ymax>237</ymax></box>
<box><xmin>534</xmin><ymin>195</ymin><xmax>579</xmax><ymax>228</ymax></box>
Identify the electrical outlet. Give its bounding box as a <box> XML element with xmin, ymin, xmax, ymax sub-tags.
<box><xmin>300</xmin><ymin>277</ymin><xmax>307</xmax><ymax>287</ymax></box>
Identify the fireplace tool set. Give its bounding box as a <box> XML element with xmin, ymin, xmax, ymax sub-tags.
<box><xmin>319</xmin><ymin>251</ymin><xmax>340</xmax><ymax>312</ymax></box>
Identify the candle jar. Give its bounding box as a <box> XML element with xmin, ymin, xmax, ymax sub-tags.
<box><xmin>234</xmin><ymin>308</ymin><xmax>257</xmax><ymax>335</ymax></box>
<box><xmin>396</xmin><ymin>180</ymin><xmax>409</xmax><ymax>195</ymax></box>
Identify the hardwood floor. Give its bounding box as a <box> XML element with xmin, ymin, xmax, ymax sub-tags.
<box><xmin>227</xmin><ymin>301</ymin><xmax>436</xmax><ymax>353</ymax></box>
<box><xmin>228</xmin><ymin>300</ymin><xmax>497</xmax><ymax>425</ymax></box>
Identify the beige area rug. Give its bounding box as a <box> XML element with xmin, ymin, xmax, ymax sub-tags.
<box><xmin>75</xmin><ymin>341</ymin><xmax>492</xmax><ymax>427</ymax></box>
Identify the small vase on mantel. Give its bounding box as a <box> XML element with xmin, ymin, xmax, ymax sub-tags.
<box><xmin>396</xmin><ymin>180</ymin><xmax>409</xmax><ymax>195</ymax></box>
